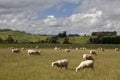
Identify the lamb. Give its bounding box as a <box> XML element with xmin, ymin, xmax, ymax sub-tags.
<box><xmin>76</xmin><ymin>60</ymin><xmax>94</xmax><ymax>72</ymax></box>
<box><xmin>90</xmin><ymin>50</ymin><xmax>97</xmax><ymax>55</ymax></box>
<box><xmin>65</xmin><ymin>49</ymin><xmax>70</xmax><ymax>52</ymax></box>
<box><xmin>11</xmin><ymin>48</ymin><xmax>20</xmax><ymax>53</ymax></box>
<box><xmin>51</xmin><ymin>59</ymin><xmax>69</xmax><ymax>69</ymax></box>
<box><xmin>83</xmin><ymin>54</ymin><xmax>94</xmax><ymax>60</ymax></box>
<box><xmin>27</xmin><ymin>49</ymin><xmax>42</xmax><ymax>55</ymax></box>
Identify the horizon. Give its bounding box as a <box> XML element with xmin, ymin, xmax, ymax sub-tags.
<box><xmin>0</xmin><ymin>28</ymin><xmax>119</xmax><ymax>36</ymax></box>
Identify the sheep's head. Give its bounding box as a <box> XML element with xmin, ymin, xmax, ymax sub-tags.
<box><xmin>39</xmin><ymin>50</ymin><xmax>42</xmax><ymax>53</ymax></box>
<box><xmin>93</xmin><ymin>52</ymin><xmax>97</xmax><ymax>56</ymax></box>
<box><xmin>76</xmin><ymin>67</ymin><xmax>81</xmax><ymax>72</ymax></box>
<box><xmin>51</xmin><ymin>62</ymin><xmax>60</xmax><ymax>68</ymax></box>
<box><xmin>51</xmin><ymin>62</ymin><xmax>57</xmax><ymax>67</ymax></box>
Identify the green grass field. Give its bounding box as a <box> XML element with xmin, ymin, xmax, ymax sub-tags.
<box><xmin>0</xmin><ymin>48</ymin><xmax>120</xmax><ymax>80</ymax></box>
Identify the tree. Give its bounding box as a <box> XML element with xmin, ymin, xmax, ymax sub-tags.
<box><xmin>63</xmin><ymin>37</ymin><xmax>70</xmax><ymax>44</ymax></box>
<box><xmin>4</xmin><ymin>36</ymin><xmax>14</xmax><ymax>43</ymax></box>
<box><xmin>57</xmin><ymin>31</ymin><xmax>67</xmax><ymax>38</ymax></box>
<box><xmin>45</xmin><ymin>36</ymin><xmax>58</xmax><ymax>43</ymax></box>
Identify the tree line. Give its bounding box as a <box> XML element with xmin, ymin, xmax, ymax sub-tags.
<box><xmin>89</xmin><ymin>36</ymin><xmax>120</xmax><ymax>44</ymax></box>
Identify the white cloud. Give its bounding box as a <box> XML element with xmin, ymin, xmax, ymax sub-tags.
<box><xmin>0</xmin><ymin>8</ymin><xmax>119</xmax><ymax>35</ymax></box>
<box><xmin>0</xmin><ymin>0</ymin><xmax>120</xmax><ymax>35</ymax></box>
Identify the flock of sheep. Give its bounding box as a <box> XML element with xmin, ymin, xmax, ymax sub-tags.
<box><xmin>10</xmin><ymin>46</ymin><xmax>120</xmax><ymax>72</ymax></box>
<box><xmin>51</xmin><ymin>49</ymin><xmax>97</xmax><ymax>72</ymax></box>
<box><xmin>11</xmin><ymin>47</ymin><xmax>42</xmax><ymax>55</ymax></box>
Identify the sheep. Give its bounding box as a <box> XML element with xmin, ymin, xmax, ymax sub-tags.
<box><xmin>54</xmin><ymin>47</ymin><xmax>61</xmax><ymax>50</ymax></box>
<box><xmin>76</xmin><ymin>47</ymin><xmax>79</xmax><ymax>50</ymax></box>
<box><xmin>115</xmin><ymin>48</ymin><xmax>119</xmax><ymax>51</ymax></box>
<box><xmin>11</xmin><ymin>48</ymin><xmax>20</xmax><ymax>53</ymax></box>
<box><xmin>83</xmin><ymin>54</ymin><xmax>94</xmax><ymax>60</ymax></box>
<box><xmin>90</xmin><ymin>50</ymin><xmax>97</xmax><ymax>55</ymax></box>
<box><xmin>27</xmin><ymin>49</ymin><xmax>42</xmax><ymax>55</ymax></box>
<box><xmin>65</xmin><ymin>49</ymin><xmax>70</xmax><ymax>52</ymax></box>
<box><xmin>54</xmin><ymin>47</ymin><xmax>58</xmax><ymax>50</ymax></box>
<box><xmin>98</xmin><ymin>47</ymin><xmax>104</xmax><ymax>51</ymax></box>
<box><xmin>76</xmin><ymin>60</ymin><xmax>94</xmax><ymax>72</ymax></box>
<box><xmin>51</xmin><ymin>59</ymin><xmax>69</xmax><ymax>69</ymax></box>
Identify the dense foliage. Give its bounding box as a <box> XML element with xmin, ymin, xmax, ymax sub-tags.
<box><xmin>91</xmin><ymin>31</ymin><xmax>117</xmax><ymax>36</ymax></box>
<box><xmin>89</xmin><ymin>36</ymin><xmax>120</xmax><ymax>44</ymax></box>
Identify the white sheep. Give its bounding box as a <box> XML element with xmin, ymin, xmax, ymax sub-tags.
<box><xmin>11</xmin><ymin>48</ymin><xmax>20</xmax><ymax>53</ymax></box>
<box><xmin>51</xmin><ymin>59</ymin><xmax>69</xmax><ymax>69</ymax></box>
<box><xmin>115</xmin><ymin>48</ymin><xmax>119</xmax><ymax>51</ymax></box>
<box><xmin>54</xmin><ymin>47</ymin><xmax>58</xmax><ymax>50</ymax></box>
<box><xmin>83</xmin><ymin>54</ymin><xmax>94</xmax><ymax>60</ymax></box>
<box><xmin>54</xmin><ymin>47</ymin><xmax>61</xmax><ymax>50</ymax></box>
<box><xmin>76</xmin><ymin>60</ymin><xmax>94</xmax><ymax>72</ymax></box>
<box><xmin>98</xmin><ymin>47</ymin><xmax>104</xmax><ymax>51</ymax></box>
<box><xmin>100</xmin><ymin>48</ymin><xmax>104</xmax><ymax>51</ymax></box>
<box><xmin>76</xmin><ymin>47</ymin><xmax>79</xmax><ymax>50</ymax></box>
<box><xmin>65</xmin><ymin>49</ymin><xmax>70</xmax><ymax>52</ymax></box>
<box><xmin>27</xmin><ymin>49</ymin><xmax>42</xmax><ymax>55</ymax></box>
<box><xmin>90</xmin><ymin>50</ymin><xmax>97</xmax><ymax>55</ymax></box>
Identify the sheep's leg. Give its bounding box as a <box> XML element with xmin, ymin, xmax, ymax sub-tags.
<box><xmin>65</xmin><ymin>65</ymin><xmax>68</xmax><ymax>69</ymax></box>
<box><xmin>91</xmin><ymin>65</ymin><xmax>95</xmax><ymax>71</ymax></box>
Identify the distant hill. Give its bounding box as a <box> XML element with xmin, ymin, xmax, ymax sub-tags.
<box><xmin>0</xmin><ymin>29</ymin><xmax>50</xmax><ymax>43</ymax></box>
<box><xmin>0</xmin><ymin>29</ymin><xmax>90</xmax><ymax>44</ymax></box>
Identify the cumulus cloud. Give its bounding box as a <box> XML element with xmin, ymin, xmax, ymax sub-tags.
<box><xmin>0</xmin><ymin>0</ymin><xmax>120</xmax><ymax>35</ymax></box>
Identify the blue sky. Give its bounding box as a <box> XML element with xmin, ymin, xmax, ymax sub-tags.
<box><xmin>0</xmin><ymin>0</ymin><xmax>120</xmax><ymax>35</ymax></box>
<box><xmin>43</xmin><ymin>2</ymin><xmax>80</xmax><ymax>18</ymax></box>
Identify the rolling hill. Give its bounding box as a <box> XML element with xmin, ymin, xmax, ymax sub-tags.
<box><xmin>0</xmin><ymin>29</ymin><xmax>90</xmax><ymax>44</ymax></box>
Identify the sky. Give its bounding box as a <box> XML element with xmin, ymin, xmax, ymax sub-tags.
<box><xmin>0</xmin><ymin>0</ymin><xmax>120</xmax><ymax>35</ymax></box>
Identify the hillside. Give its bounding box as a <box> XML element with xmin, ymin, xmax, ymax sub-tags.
<box><xmin>0</xmin><ymin>29</ymin><xmax>90</xmax><ymax>44</ymax></box>
<box><xmin>0</xmin><ymin>29</ymin><xmax>50</xmax><ymax>43</ymax></box>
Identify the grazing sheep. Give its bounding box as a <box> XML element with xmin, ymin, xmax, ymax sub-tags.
<box><xmin>27</xmin><ymin>49</ymin><xmax>42</xmax><ymax>55</ymax></box>
<box><xmin>90</xmin><ymin>50</ymin><xmax>97</xmax><ymax>55</ymax></box>
<box><xmin>98</xmin><ymin>47</ymin><xmax>104</xmax><ymax>51</ymax></box>
<box><xmin>51</xmin><ymin>59</ymin><xmax>69</xmax><ymax>69</ymax></box>
<box><xmin>115</xmin><ymin>48</ymin><xmax>119</xmax><ymax>51</ymax></box>
<box><xmin>101</xmin><ymin>48</ymin><xmax>104</xmax><ymax>51</ymax></box>
<box><xmin>54</xmin><ymin>47</ymin><xmax>58</xmax><ymax>50</ymax></box>
<box><xmin>83</xmin><ymin>54</ymin><xmax>94</xmax><ymax>60</ymax></box>
<box><xmin>11</xmin><ymin>48</ymin><xmax>20</xmax><ymax>53</ymax></box>
<box><xmin>76</xmin><ymin>47</ymin><xmax>79</xmax><ymax>50</ymax></box>
<box><xmin>54</xmin><ymin>47</ymin><xmax>61</xmax><ymax>50</ymax></box>
<box><xmin>76</xmin><ymin>60</ymin><xmax>94</xmax><ymax>72</ymax></box>
<box><xmin>65</xmin><ymin>49</ymin><xmax>70</xmax><ymax>52</ymax></box>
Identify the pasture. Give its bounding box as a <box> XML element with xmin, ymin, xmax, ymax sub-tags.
<box><xmin>0</xmin><ymin>48</ymin><xmax>120</xmax><ymax>80</ymax></box>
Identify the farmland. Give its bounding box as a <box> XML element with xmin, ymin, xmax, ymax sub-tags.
<box><xmin>0</xmin><ymin>48</ymin><xmax>120</xmax><ymax>80</ymax></box>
